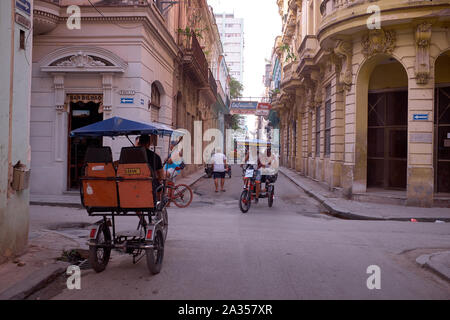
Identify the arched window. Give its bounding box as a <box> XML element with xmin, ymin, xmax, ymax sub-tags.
<box><xmin>150</xmin><ymin>83</ymin><xmax>161</xmax><ymax>122</ymax></box>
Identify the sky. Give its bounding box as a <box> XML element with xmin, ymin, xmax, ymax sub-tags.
<box><xmin>207</xmin><ymin>0</ymin><xmax>282</xmax><ymax>98</ymax></box>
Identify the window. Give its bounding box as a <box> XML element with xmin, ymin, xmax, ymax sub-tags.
<box><xmin>20</xmin><ymin>30</ymin><xmax>25</xmax><ymax>50</ymax></box>
<box><xmin>315</xmin><ymin>106</ymin><xmax>321</xmax><ymax>157</ymax></box>
<box><xmin>150</xmin><ymin>83</ymin><xmax>161</xmax><ymax>122</ymax></box>
<box><xmin>324</xmin><ymin>85</ymin><xmax>331</xmax><ymax>157</ymax></box>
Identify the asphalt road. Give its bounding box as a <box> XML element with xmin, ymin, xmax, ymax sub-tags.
<box><xmin>50</xmin><ymin>165</ymin><xmax>450</xmax><ymax>299</ymax></box>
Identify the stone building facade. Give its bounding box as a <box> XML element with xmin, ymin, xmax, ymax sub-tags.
<box><xmin>0</xmin><ymin>0</ymin><xmax>33</xmax><ymax>263</ymax></box>
<box><xmin>30</xmin><ymin>0</ymin><xmax>230</xmax><ymax>195</ymax></box>
<box><xmin>270</xmin><ymin>0</ymin><xmax>450</xmax><ymax>207</ymax></box>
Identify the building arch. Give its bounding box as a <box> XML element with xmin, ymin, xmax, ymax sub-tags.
<box><xmin>39</xmin><ymin>46</ymin><xmax>128</xmax><ymax>73</ymax></box>
<box><xmin>353</xmin><ymin>53</ymin><xmax>409</xmax><ymax>193</ymax></box>
<box><xmin>433</xmin><ymin>50</ymin><xmax>450</xmax><ymax>194</ymax></box>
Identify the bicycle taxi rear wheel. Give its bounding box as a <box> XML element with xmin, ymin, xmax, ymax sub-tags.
<box><xmin>89</xmin><ymin>223</ymin><xmax>112</xmax><ymax>273</ymax></box>
<box><xmin>146</xmin><ymin>230</ymin><xmax>165</xmax><ymax>274</ymax></box>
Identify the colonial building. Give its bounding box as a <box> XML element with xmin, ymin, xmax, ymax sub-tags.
<box><xmin>270</xmin><ymin>0</ymin><xmax>450</xmax><ymax>207</ymax></box>
<box><xmin>30</xmin><ymin>0</ymin><xmax>230</xmax><ymax>195</ymax></box>
<box><xmin>0</xmin><ymin>0</ymin><xmax>33</xmax><ymax>263</ymax></box>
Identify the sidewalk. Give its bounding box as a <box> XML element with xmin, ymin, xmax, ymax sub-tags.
<box><xmin>279</xmin><ymin>167</ymin><xmax>450</xmax><ymax>222</ymax></box>
<box><xmin>0</xmin><ymin>169</ymin><xmax>205</xmax><ymax>300</ymax></box>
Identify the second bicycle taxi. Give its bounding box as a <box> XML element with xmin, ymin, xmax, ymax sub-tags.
<box><xmin>237</xmin><ymin>139</ymin><xmax>279</xmax><ymax>213</ymax></box>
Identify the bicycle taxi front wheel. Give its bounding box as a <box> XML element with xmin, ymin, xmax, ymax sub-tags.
<box><xmin>239</xmin><ymin>189</ymin><xmax>251</xmax><ymax>213</ymax></box>
<box><xmin>89</xmin><ymin>223</ymin><xmax>112</xmax><ymax>273</ymax></box>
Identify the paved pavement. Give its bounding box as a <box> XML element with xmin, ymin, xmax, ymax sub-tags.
<box><xmin>1</xmin><ymin>165</ymin><xmax>449</xmax><ymax>299</ymax></box>
<box><xmin>8</xmin><ymin>165</ymin><xmax>445</xmax><ymax>300</ymax></box>
<box><xmin>279</xmin><ymin>167</ymin><xmax>450</xmax><ymax>222</ymax></box>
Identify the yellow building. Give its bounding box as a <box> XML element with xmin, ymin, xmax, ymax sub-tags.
<box><xmin>271</xmin><ymin>0</ymin><xmax>450</xmax><ymax>207</ymax></box>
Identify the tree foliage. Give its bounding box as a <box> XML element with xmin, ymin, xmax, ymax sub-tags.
<box><xmin>229</xmin><ymin>77</ymin><xmax>244</xmax><ymax>100</ymax></box>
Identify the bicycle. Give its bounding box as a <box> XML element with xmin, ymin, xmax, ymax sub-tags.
<box><xmin>162</xmin><ymin>165</ymin><xmax>193</xmax><ymax>208</ymax></box>
<box><xmin>239</xmin><ymin>165</ymin><xmax>257</xmax><ymax>213</ymax></box>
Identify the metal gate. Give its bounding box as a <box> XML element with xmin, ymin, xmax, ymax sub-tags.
<box><xmin>367</xmin><ymin>90</ymin><xmax>408</xmax><ymax>189</ymax></box>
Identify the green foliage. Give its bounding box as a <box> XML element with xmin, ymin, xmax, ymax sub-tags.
<box><xmin>280</xmin><ymin>44</ymin><xmax>297</xmax><ymax>63</ymax></box>
<box><xmin>229</xmin><ymin>77</ymin><xmax>244</xmax><ymax>100</ymax></box>
<box><xmin>230</xmin><ymin>114</ymin><xmax>245</xmax><ymax>131</ymax></box>
<box><xmin>177</xmin><ymin>26</ymin><xmax>206</xmax><ymax>39</ymax></box>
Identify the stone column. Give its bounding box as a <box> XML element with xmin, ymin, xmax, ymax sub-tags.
<box><xmin>53</xmin><ymin>74</ymin><xmax>66</xmax><ymax>163</ymax></box>
<box><xmin>295</xmin><ymin>111</ymin><xmax>303</xmax><ymax>172</ymax></box>
<box><xmin>406</xmin><ymin>23</ymin><xmax>434</xmax><ymax>207</ymax></box>
<box><xmin>330</xmin><ymin>80</ymin><xmax>345</xmax><ymax>187</ymax></box>
<box><xmin>407</xmin><ymin>80</ymin><xmax>434</xmax><ymax>207</ymax></box>
<box><xmin>102</xmin><ymin>73</ymin><xmax>113</xmax><ymax>117</ymax></box>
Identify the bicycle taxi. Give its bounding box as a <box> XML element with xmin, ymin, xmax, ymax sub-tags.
<box><xmin>237</xmin><ymin>139</ymin><xmax>278</xmax><ymax>213</ymax></box>
<box><xmin>71</xmin><ymin>117</ymin><xmax>185</xmax><ymax>275</ymax></box>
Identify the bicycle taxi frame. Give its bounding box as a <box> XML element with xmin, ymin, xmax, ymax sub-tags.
<box><xmin>71</xmin><ymin>117</ymin><xmax>182</xmax><ymax>275</ymax></box>
<box><xmin>237</xmin><ymin>139</ymin><xmax>278</xmax><ymax>213</ymax></box>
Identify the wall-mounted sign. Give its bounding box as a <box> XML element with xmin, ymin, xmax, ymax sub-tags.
<box><xmin>15</xmin><ymin>0</ymin><xmax>31</xmax><ymax>16</ymax></box>
<box><xmin>140</xmin><ymin>99</ymin><xmax>145</xmax><ymax>105</ymax></box>
<box><xmin>444</xmin><ymin>140</ymin><xmax>450</xmax><ymax>148</ymax></box>
<box><xmin>256</xmin><ymin>102</ymin><xmax>272</xmax><ymax>116</ymax></box>
<box><xmin>413</xmin><ymin>114</ymin><xmax>429</xmax><ymax>121</ymax></box>
<box><xmin>119</xmin><ymin>90</ymin><xmax>136</xmax><ymax>96</ymax></box>
<box><xmin>15</xmin><ymin>13</ymin><xmax>31</xmax><ymax>29</ymax></box>
<box><xmin>121</xmin><ymin>98</ymin><xmax>134</xmax><ymax>104</ymax></box>
<box><xmin>231</xmin><ymin>101</ymin><xmax>258</xmax><ymax>109</ymax></box>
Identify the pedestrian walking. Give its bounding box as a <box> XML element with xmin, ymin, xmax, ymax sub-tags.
<box><xmin>211</xmin><ymin>148</ymin><xmax>227</xmax><ymax>192</ymax></box>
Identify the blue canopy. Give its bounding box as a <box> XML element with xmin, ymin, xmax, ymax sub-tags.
<box><xmin>70</xmin><ymin>117</ymin><xmax>174</xmax><ymax>137</ymax></box>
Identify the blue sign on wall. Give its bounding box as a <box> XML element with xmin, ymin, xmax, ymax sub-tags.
<box><xmin>413</xmin><ymin>114</ymin><xmax>428</xmax><ymax>121</ymax></box>
<box><xmin>121</xmin><ymin>98</ymin><xmax>134</xmax><ymax>104</ymax></box>
<box><xmin>16</xmin><ymin>0</ymin><xmax>31</xmax><ymax>15</ymax></box>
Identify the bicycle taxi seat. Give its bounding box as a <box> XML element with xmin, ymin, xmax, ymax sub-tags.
<box><xmin>81</xmin><ymin>147</ymin><xmax>118</xmax><ymax>213</ymax></box>
<box><xmin>117</xmin><ymin>147</ymin><xmax>155</xmax><ymax>211</ymax></box>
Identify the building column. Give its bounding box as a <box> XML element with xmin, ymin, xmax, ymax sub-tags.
<box><xmin>295</xmin><ymin>111</ymin><xmax>303</xmax><ymax>172</ymax></box>
<box><xmin>53</xmin><ymin>74</ymin><xmax>67</xmax><ymax>164</ymax></box>
<box><xmin>330</xmin><ymin>80</ymin><xmax>345</xmax><ymax>187</ymax></box>
<box><xmin>407</xmin><ymin>80</ymin><xmax>434</xmax><ymax>207</ymax></box>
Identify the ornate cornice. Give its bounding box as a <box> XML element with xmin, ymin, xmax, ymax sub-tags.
<box><xmin>334</xmin><ymin>40</ymin><xmax>353</xmax><ymax>91</ymax></box>
<box><xmin>361</xmin><ymin>29</ymin><xmax>396</xmax><ymax>58</ymax></box>
<box><xmin>415</xmin><ymin>22</ymin><xmax>432</xmax><ymax>85</ymax></box>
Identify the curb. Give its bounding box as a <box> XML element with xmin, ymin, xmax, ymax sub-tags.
<box><xmin>279</xmin><ymin>168</ymin><xmax>450</xmax><ymax>222</ymax></box>
<box><xmin>0</xmin><ymin>262</ymin><xmax>69</xmax><ymax>300</ymax></box>
<box><xmin>416</xmin><ymin>252</ymin><xmax>450</xmax><ymax>282</ymax></box>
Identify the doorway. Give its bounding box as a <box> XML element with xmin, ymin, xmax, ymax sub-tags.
<box><xmin>367</xmin><ymin>90</ymin><xmax>408</xmax><ymax>189</ymax></box>
<box><xmin>435</xmin><ymin>86</ymin><xmax>450</xmax><ymax>193</ymax></box>
<box><xmin>68</xmin><ymin>97</ymin><xmax>103</xmax><ymax>190</ymax></box>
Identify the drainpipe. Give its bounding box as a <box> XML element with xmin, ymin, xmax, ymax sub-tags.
<box><xmin>7</xmin><ymin>0</ymin><xmax>15</xmax><ymax>198</ymax></box>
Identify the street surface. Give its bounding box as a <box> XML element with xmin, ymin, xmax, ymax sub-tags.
<box><xmin>36</xmin><ymin>166</ymin><xmax>449</xmax><ymax>299</ymax></box>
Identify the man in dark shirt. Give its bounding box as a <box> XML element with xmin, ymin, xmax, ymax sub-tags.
<box><xmin>137</xmin><ymin>134</ymin><xmax>164</xmax><ymax>197</ymax></box>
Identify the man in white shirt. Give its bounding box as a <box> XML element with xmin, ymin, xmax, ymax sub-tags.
<box><xmin>211</xmin><ymin>148</ymin><xmax>227</xmax><ymax>192</ymax></box>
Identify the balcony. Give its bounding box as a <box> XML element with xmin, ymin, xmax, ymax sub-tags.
<box><xmin>182</xmin><ymin>32</ymin><xmax>209</xmax><ymax>86</ymax></box>
<box><xmin>198</xmin><ymin>69</ymin><xmax>218</xmax><ymax>105</ymax></box>
<box><xmin>296</xmin><ymin>35</ymin><xmax>319</xmax><ymax>75</ymax></box>
<box><xmin>33</xmin><ymin>0</ymin><xmax>61</xmax><ymax>35</ymax></box>
<box><xmin>280</xmin><ymin>61</ymin><xmax>301</xmax><ymax>93</ymax></box>
<box><xmin>319</xmin><ymin>0</ymin><xmax>450</xmax><ymax>44</ymax></box>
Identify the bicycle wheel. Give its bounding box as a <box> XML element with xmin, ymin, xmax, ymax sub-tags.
<box><xmin>89</xmin><ymin>223</ymin><xmax>111</xmax><ymax>273</ymax></box>
<box><xmin>239</xmin><ymin>190</ymin><xmax>251</xmax><ymax>213</ymax></box>
<box><xmin>268</xmin><ymin>185</ymin><xmax>274</xmax><ymax>208</ymax></box>
<box><xmin>172</xmin><ymin>184</ymin><xmax>193</xmax><ymax>208</ymax></box>
<box><xmin>146</xmin><ymin>230</ymin><xmax>164</xmax><ymax>275</ymax></box>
